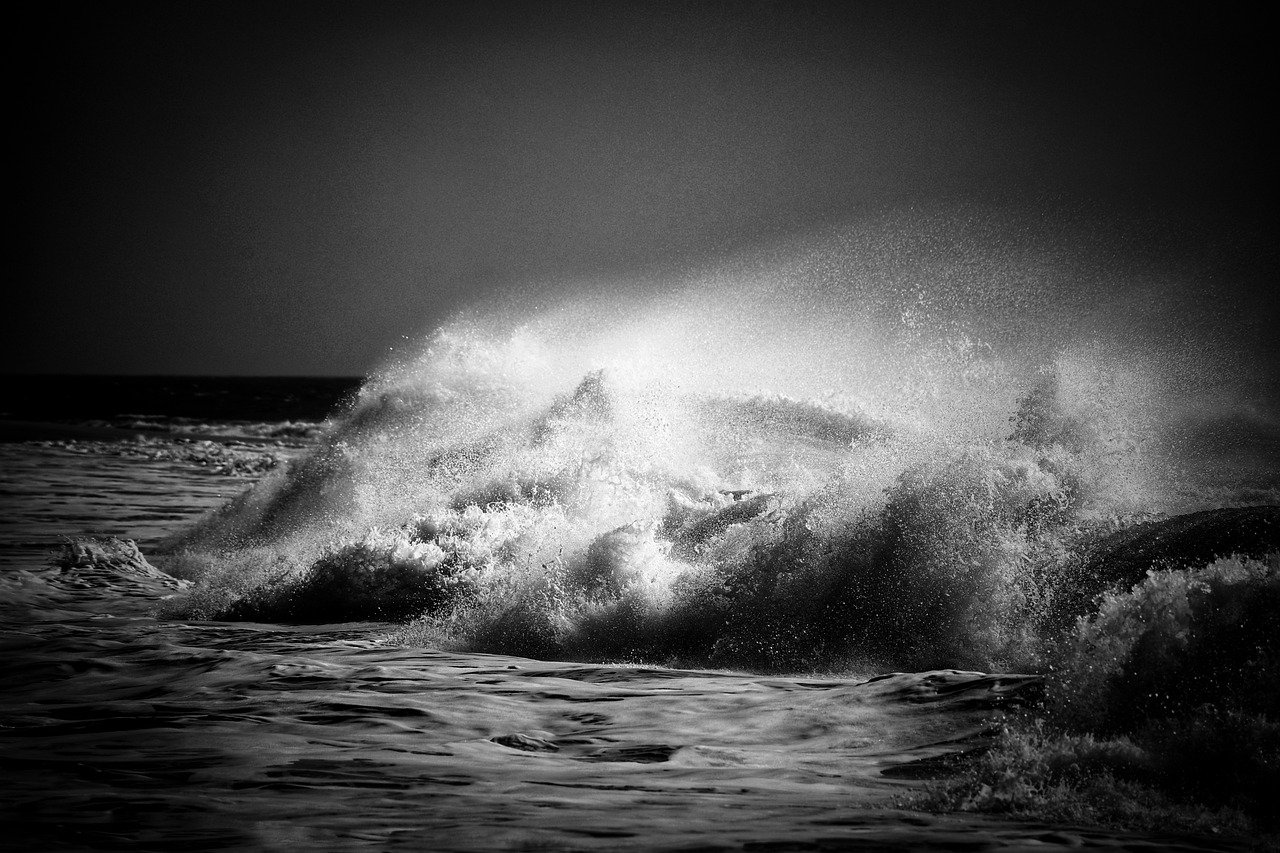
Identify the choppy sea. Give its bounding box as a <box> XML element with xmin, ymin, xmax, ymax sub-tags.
<box><xmin>1</xmin><ymin>346</ymin><xmax>1274</xmax><ymax>853</ymax></box>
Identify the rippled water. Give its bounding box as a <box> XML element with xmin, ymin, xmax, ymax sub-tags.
<box><xmin>0</xmin><ymin>444</ymin><xmax>1252</xmax><ymax>851</ymax></box>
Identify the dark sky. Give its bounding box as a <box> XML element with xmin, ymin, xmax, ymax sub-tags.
<box><xmin>14</xmin><ymin>1</ymin><xmax>1274</xmax><ymax>376</ymax></box>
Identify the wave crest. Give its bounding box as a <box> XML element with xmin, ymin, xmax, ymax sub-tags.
<box><xmin>158</xmin><ymin>283</ymin><xmax>1274</xmax><ymax>671</ymax></box>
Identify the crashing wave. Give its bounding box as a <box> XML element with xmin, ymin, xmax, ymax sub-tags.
<box><xmin>155</xmin><ymin>243</ymin><xmax>1278</xmax><ymax>672</ymax></box>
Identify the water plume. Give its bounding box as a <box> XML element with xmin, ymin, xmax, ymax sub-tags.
<box><xmin>162</xmin><ymin>207</ymin><xmax>1278</xmax><ymax>672</ymax></box>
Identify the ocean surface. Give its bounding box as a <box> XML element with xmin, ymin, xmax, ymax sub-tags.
<box><xmin>1</xmin><ymin>359</ymin><xmax>1273</xmax><ymax>852</ymax></box>
<box><xmin>5</xmin><ymin>209</ymin><xmax>1279</xmax><ymax>849</ymax></box>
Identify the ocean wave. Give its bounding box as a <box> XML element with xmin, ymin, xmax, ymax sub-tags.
<box><xmin>925</xmin><ymin>553</ymin><xmax>1280</xmax><ymax>833</ymax></box>
<box><xmin>84</xmin><ymin>417</ymin><xmax>323</xmax><ymax>439</ymax></box>
<box><xmin>154</xmin><ymin>304</ymin><xmax>1277</xmax><ymax>673</ymax></box>
<box><xmin>41</xmin><ymin>436</ymin><xmax>291</xmax><ymax>477</ymax></box>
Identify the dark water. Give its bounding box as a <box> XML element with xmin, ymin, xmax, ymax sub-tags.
<box><xmin>2</xmin><ymin>589</ymin><xmax>1056</xmax><ymax>850</ymax></box>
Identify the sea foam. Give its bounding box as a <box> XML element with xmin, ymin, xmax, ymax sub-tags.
<box><xmin>160</xmin><ymin>212</ymin><xmax>1278</xmax><ymax>672</ymax></box>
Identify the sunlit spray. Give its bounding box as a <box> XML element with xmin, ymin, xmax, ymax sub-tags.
<box><xmin>165</xmin><ymin>207</ymin><xmax>1275</xmax><ymax>671</ymax></box>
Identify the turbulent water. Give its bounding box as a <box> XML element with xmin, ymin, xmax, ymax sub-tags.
<box><xmin>158</xmin><ymin>215</ymin><xmax>1280</xmax><ymax>672</ymax></box>
<box><xmin>1</xmin><ymin>447</ymin><xmax>1254</xmax><ymax>852</ymax></box>
<box><xmin>3</xmin><ymin>213</ymin><xmax>1277</xmax><ymax>848</ymax></box>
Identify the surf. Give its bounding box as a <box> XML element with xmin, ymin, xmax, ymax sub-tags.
<box><xmin>154</xmin><ymin>208</ymin><xmax>1279</xmax><ymax>677</ymax></box>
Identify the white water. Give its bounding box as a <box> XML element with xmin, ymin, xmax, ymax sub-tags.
<box><xmin>4</xmin><ymin>209</ymin><xmax>1274</xmax><ymax>849</ymax></box>
<box><xmin>4</xmin><ymin>444</ymin><xmax>1245</xmax><ymax>851</ymax></box>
